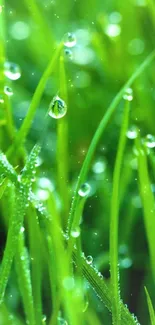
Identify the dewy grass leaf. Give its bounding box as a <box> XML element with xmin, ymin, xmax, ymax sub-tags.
<box><xmin>21</xmin><ymin>144</ymin><xmax>41</xmax><ymax>194</ymax></box>
<box><xmin>136</xmin><ymin>136</ymin><xmax>155</xmax><ymax>282</ymax></box>
<box><xmin>28</xmin><ymin>206</ymin><xmax>43</xmax><ymax>325</ymax></box>
<box><xmin>15</xmin><ymin>232</ymin><xmax>36</xmax><ymax>325</ymax></box>
<box><xmin>73</xmin><ymin>251</ymin><xmax>140</xmax><ymax>325</ymax></box>
<box><xmin>0</xmin><ymin>151</ymin><xmax>17</xmax><ymax>183</ymax></box>
<box><xmin>144</xmin><ymin>287</ymin><xmax>155</xmax><ymax>325</ymax></box>
<box><xmin>110</xmin><ymin>101</ymin><xmax>130</xmax><ymax>324</ymax></box>
<box><xmin>6</xmin><ymin>44</ymin><xmax>63</xmax><ymax>159</ymax></box>
<box><xmin>0</xmin><ymin>184</ymin><xmax>27</xmax><ymax>304</ymax></box>
<box><xmin>67</xmin><ymin>49</ymin><xmax>155</xmax><ymax>236</ymax></box>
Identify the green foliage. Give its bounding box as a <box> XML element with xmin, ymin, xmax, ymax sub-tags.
<box><xmin>1</xmin><ymin>1</ymin><xmax>155</xmax><ymax>324</ymax></box>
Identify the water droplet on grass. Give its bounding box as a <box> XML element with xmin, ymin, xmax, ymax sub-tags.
<box><xmin>145</xmin><ymin>134</ymin><xmax>155</xmax><ymax>148</ymax></box>
<box><xmin>20</xmin><ymin>226</ymin><xmax>25</xmax><ymax>233</ymax></box>
<box><xmin>10</xmin><ymin>21</ymin><xmax>30</xmax><ymax>40</ymax></box>
<box><xmin>86</xmin><ymin>255</ymin><xmax>93</xmax><ymax>264</ymax></box>
<box><xmin>63</xmin><ymin>276</ymin><xmax>75</xmax><ymax>290</ymax></box>
<box><xmin>78</xmin><ymin>183</ymin><xmax>90</xmax><ymax>197</ymax></box>
<box><xmin>71</xmin><ymin>227</ymin><xmax>80</xmax><ymax>238</ymax></box>
<box><xmin>92</xmin><ymin>160</ymin><xmax>106</xmax><ymax>174</ymax></box>
<box><xmin>4</xmin><ymin>61</ymin><xmax>21</xmax><ymax>80</ymax></box>
<box><xmin>104</xmin><ymin>23</ymin><xmax>121</xmax><ymax>37</ymax></box>
<box><xmin>64</xmin><ymin>32</ymin><xmax>76</xmax><ymax>47</ymax></box>
<box><xmin>64</xmin><ymin>48</ymin><xmax>73</xmax><ymax>60</ymax></box>
<box><xmin>123</xmin><ymin>88</ymin><xmax>133</xmax><ymax>101</ymax></box>
<box><xmin>126</xmin><ymin>125</ymin><xmax>137</xmax><ymax>139</ymax></box>
<box><xmin>48</xmin><ymin>95</ymin><xmax>67</xmax><ymax>119</ymax></box>
<box><xmin>57</xmin><ymin>317</ymin><xmax>68</xmax><ymax>325</ymax></box>
<box><xmin>4</xmin><ymin>85</ymin><xmax>13</xmax><ymax>96</ymax></box>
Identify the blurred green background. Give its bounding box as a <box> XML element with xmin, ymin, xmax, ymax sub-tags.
<box><xmin>1</xmin><ymin>0</ymin><xmax>155</xmax><ymax>324</ymax></box>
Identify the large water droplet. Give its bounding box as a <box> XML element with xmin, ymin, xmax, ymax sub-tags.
<box><xmin>78</xmin><ymin>183</ymin><xmax>91</xmax><ymax>197</ymax></box>
<box><xmin>86</xmin><ymin>255</ymin><xmax>93</xmax><ymax>264</ymax></box>
<box><xmin>48</xmin><ymin>95</ymin><xmax>67</xmax><ymax>119</ymax></box>
<box><xmin>126</xmin><ymin>125</ymin><xmax>138</xmax><ymax>139</ymax></box>
<box><xmin>4</xmin><ymin>61</ymin><xmax>21</xmax><ymax>80</ymax></box>
<box><xmin>123</xmin><ymin>88</ymin><xmax>133</xmax><ymax>101</ymax></box>
<box><xmin>64</xmin><ymin>32</ymin><xmax>76</xmax><ymax>48</ymax></box>
<box><xmin>4</xmin><ymin>85</ymin><xmax>13</xmax><ymax>96</ymax></box>
<box><xmin>71</xmin><ymin>227</ymin><xmax>80</xmax><ymax>238</ymax></box>
<box><xmin>145</xmin><ymin>134</ymin><xmax>155</xmax><ymax>148</ymax></box>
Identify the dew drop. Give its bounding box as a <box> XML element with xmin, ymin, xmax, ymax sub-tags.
<box><xmin>78</xmin><ymin>183</ymin><xmax>91</xmax><ymax>197</ymax></box>
<box><xmin>126</xmin><ymin>125</ymin><xmax>137</xmax><ymax>139</ymax></box>
<box><xmin>57</xmin><ymin>317</ymin><xmax>68</xmax><ymax>325</ymax></box>
<box><xmin>92</xmin><ymin>160</ymin><xmax>106</xmax><ymax>174</ymax></box>
<box><xmin>64</xmin><ymin>32</ymin><xmax>76</xmax><ymax>48</ymax></box>
<box><xmin>123</xmin><ymin>88</ymin><xmax>133</xmax><ymax>101</ymax></box>
<box><xmin>20</xmin><ymin>226</ymin><xmax>25</xmax><ymax>233</ymax></box>
<box><xmin>48</xmin><ymin>95</ymin><xmax>67</xmax><ymax>119</ymax></box>
<box><xmin>4</xmin><ymin>61</ymin><xmax>21</xmax><ymax>80</ymax></box>
<box><xmin>71</xmin><ymin>227</ymin><xmax>80</xmax><ymax>238</ymax></box>
<box><xmin>63</xmin><ymin>276</ymin><xmax>75</xmax><ymax>290</ymax></box>
<box><xmin>145</xmin><ymin>134</ymin><xmax>155</xmax><ymax>148</ymax></box>
<box><xmin>86</xmin><ymin>255</ymin><xmax>93</xmax><ymax>264</ymax></box>
<box><xmin>104</xmin><ymin>23</ymin><xmax>121</xmax><ymax>38</ymax></box>
<box><xmin>42</xmin><ymin>315</ymin><xmax>47</xmax><ymax>324</ymax></box>
<box><xmin>64</xmin><ymin>48</ymin><xmax>73</xmax><ymax>60</ymax></box>
<box><xmin>4</xmin><ymin>85</ymin><xmax>13</xmax><ymax>96</ymax></box>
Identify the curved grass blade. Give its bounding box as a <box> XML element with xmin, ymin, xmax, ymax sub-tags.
<box><xmin>144</xmin><ymin>287</ymin><xmax>155</xmax><ymax>325</ymax></box>
<box><xmin>110</xmin><ymin>101</ymin><xmax>130</xmax><ymax>324</ymax></box>
<box><xmin>67</xmin><ymin>50</ymin><xmax>155</xmax><ymax>236</ymax></box>
<box><xmin>136</xmin><ymin>136</ymin><xmax>155</xmax><ymax>282</ymax></box>
<box><xmin>6</xmin><ymin>44</ymin><xmax>63</xmax><ymax>159</ymax></box>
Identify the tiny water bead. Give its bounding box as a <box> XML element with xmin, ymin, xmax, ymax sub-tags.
<box><xmin>64</xmin><ymin>48</ymin><xmax>73</xmax><ymax>60</ymax></box>
<box><xmin>71</xmin><ymin>227</ymin><xmax>80</xmax><ymax>238</ymax></box>
<box><xmin>86</xmin><ymin>255</ymin><xmax>93</xmax><ymax>264</ymax></box>
<box><xmin>64</xmin><ymin>32</ymin><xmax>76</xmax><ymax>48</ymax></box>
<box><xmin>4</xmin><ymin>61</ymin><xmax>21</xmax><ymax>80</ymax></box>
<box><xmin>78</xmin><ymin>183</ymin><xmax>91</xmax><ymax>197</ymax></box>
<box><xmin>145</xmin><ymin>134</ymin><xmax>155</xmax><ymax>148</ymax></box>
<box><xmin>4</xmin><ymin>85</ymin><xmax>13</xmax><ymax>96</ymax></box>
<box><xmin>48</xmin><ymin>95</ymin><xmax>67</xmax><ymax>119</ymax></box>
<box><xmin>126</xmin><ymin>125</ymin><xmax>138</xmax><ymax>139</ymax></box>
<box><xmin>104</xmin><ymin>23</ymin><xmax>121</xmax><ymax>38</ymax></box>
<box><xmin>123</xmin><ymin>87</ymin><xmax>133</xmax><ymax>101</ymax></box>
<box><xmin>92</xmin><ymin>159</ymin><xmax>106</xmax><ymax>174</ymax></box>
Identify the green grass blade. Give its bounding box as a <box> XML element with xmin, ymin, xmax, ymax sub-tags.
<box><xmin>67</xmin><ymin>50</ymin><xmax>155</xmax><ymax>236</ymax></box>
<box><xmin>6</xmin><ymin>44</ymin><xmax>63</xmax><ymax>159</ymax></box>
<box><xmin>110</xmin><ymin>101</ymin><xmax>130</xmax><ymax>324</ymax></box>
<box><xmin>144</xmin><ymin>287</ymin><xmax>155</xmax><ymax>325</ymax></box>
<box><xmin>0</xmin><ymin>151</ymin><xmax>17</xmax><ymax>183</ymax></box>
<box><xmin>15</xmin><ymin>232</ymin><xmax>36</xmax><ymax>325</ymax></box>
<box><xmin>0</xmin><ymin>184</ymin><xmax>27</xmax><ymax>304</ymax></box>
<box><xmin>57</xmin><ymin>54</ymin><xmax>69</xmax><ymax>227</ymax></box>
<box><xmin>136</xmin><ymin>136</ymin><xmax>155</xmax><ymax>281</ymax></box>
<box><xmin>28</xmin><ymin>206</ymin><xmax>43</xmax><ymax>325</ymax></box>
<box><xmin>73</xmin><ymin>250</ymin><xmax>140</xmax><ymax>325</ymax></box>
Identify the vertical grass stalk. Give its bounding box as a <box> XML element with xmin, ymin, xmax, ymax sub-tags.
<box><xmin>110</xmin><ymin>100</ymin><xmax>130</xmax><ymax>324</ymax></box>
